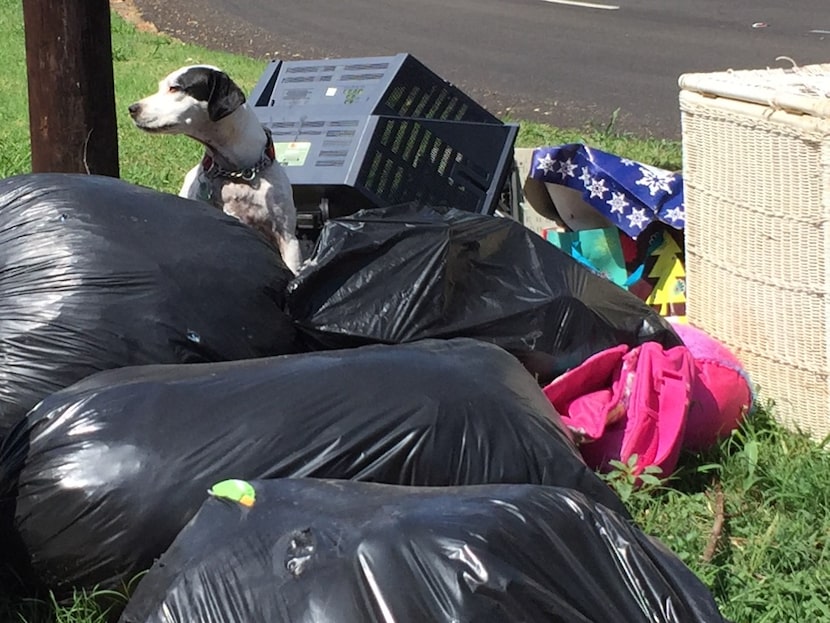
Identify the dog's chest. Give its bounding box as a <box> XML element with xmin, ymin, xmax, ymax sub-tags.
<box><xmin>198</xmin><ymin>175</ymin><xmax>275</xmax><ymax>235</ymax></box>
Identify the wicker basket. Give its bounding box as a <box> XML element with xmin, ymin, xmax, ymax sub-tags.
<box><xmin>679</xmin><ymin>63</ymin><xmax>830</xmax><ymax>440</ymax></box>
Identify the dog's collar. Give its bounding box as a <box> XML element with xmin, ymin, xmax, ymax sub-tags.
<box><xmin>201</xmin><ymin>128</ymin><xmax>276</xmax><ymax>182</ymax></box>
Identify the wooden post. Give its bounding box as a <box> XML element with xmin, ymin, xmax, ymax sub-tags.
<box><xmin>22</xmin><ymin>0</ymin><xmax>120</xmax><ymax>177</ymax></box>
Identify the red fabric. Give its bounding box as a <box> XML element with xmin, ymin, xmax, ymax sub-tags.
<box><xmin>619</xmin><ymin>231</ymin><xmax>639</xmax><ymax>264</ymax></box>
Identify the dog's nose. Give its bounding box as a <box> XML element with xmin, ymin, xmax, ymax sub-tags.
<box><xmin>128</xmin><ymin>103</ymin><xmax>141</xmax><ymax>118</ymax></box>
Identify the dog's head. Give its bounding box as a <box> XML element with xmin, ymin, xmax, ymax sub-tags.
<box><xmin>128</xmin><ymin>65</ymin><xmax>247</xmax><ymax>134</ymax></box>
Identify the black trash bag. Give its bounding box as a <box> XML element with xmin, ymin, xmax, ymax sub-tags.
<box><xmin>120</xmin><ymin>479</ymin><xmax>728</xmax><ymax>623</ymax></box>
<box><xmin>0</xmin><ymin>173</ymin><xmax>296</xmax><ymax>441</ymax></box>
<box><xmin>286</xmin><ymin>203</ymin><xmax>681</xmax><ymax>384</ymax></box>
<box><xmin>0</xmin><ymin>338</ymin><xmax>625</xmax><ymax>595</ymax></box>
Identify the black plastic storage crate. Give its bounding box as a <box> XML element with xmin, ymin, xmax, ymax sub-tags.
<box><xmin>249</xmin><ymin>54</ymin><xmax>518</xmax><ymax>227</ymax></box>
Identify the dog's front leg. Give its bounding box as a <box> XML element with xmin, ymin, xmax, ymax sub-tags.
<box><xmin>277</xmin><ymin>233</ymin><xmax>303</xmax><ymax>276</ymax></box>
<box><xmin>179</xmin><ymin>165</ymin><xmax>202</xmax><ymax>200</ymax></box>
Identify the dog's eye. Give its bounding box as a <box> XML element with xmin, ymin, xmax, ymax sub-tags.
<box><xmin>168</xmin><ymin>85</ymin><xmax>182</xmax><ymax>93</ymax></box>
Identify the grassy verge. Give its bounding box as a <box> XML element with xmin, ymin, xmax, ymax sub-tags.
<box><xmin>1</xmin><ymin>1</ymin><xmax>828</xmax><ymax>622</ymax></box>
<box><xmin>624</xmin><ymin>405</ymin><xmax>830</xmax><ymax>622</ymax></box>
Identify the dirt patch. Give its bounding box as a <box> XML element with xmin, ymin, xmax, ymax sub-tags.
<box><xmin>110</xmin><ymin>0</ymin><xmax>158</xmax><ymax>33</ymax></box>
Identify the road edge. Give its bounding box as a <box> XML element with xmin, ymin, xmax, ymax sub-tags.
<box><xmin>110</xmin><ymin>0</ymin><xmax>159</xmax><ymax>34</ymax></box>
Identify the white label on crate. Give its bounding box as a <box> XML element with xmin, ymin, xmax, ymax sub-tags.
<box><xmin>274</xmin><ymin>142</ymin><xmax>312</xmax><ymax>167</ymax></box>
<box><xmin>325</xmin><ymin>87</ymin><xmax>338</xmax><ymax>97</ymax></box>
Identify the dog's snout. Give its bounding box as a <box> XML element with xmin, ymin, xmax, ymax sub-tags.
<box><xmin>128</xmin><ymin>103</ymin><xmax>141</xmax><ymax>118</ymax></box>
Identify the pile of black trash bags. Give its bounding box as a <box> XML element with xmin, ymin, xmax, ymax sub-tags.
<box><xmin>0</xmin><ymin>173</ymin><xmax>727</xmax><ymax>622</ymax></box>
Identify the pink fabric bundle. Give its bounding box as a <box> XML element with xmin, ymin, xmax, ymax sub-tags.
<box><xmin>543</xmin><ymin>327</ymin><xmax>752</xmax><ymax>478</ymax></box>
<box><xmin>544</xmin><ymin>342</ymin><xmax>693</xmax><ymax>478</ymax></box>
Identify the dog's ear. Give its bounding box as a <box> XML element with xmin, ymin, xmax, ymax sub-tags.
<box><xmin>205</xmin><ymin>71</ymin><xmax>246</xmax><ymax>121</ymax></box>
<box><xmin>178</xmin><ymin>66</ymin><xmax>246</xmax><ymax>121</ymax></box>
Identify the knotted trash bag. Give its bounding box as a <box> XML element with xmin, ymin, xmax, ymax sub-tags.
<box><xmin>0</xmin><ymin>173</ymin><xmax>296</xmax><ymax>442</ymax></box>
<box><xmin>287</xmin><ymin>203</ymin><xmax>680</xmax><ymax>384</ymax></box>
<box><xmin>120</xmin><ymin>479</ymin><xmax>728</xmax><ymax>623</ymax></box>
<box><xmin>0</xmin><ymin>338</ymin><xmax>622</xmax><ymax>595</ymax></box>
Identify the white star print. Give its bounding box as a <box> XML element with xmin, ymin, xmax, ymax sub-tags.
<box><xmin>588</xmin><ymin>178</ymin><xmax>608</xmax><ymax>199</ymax></box>
<box><xmin>579</xmin><ymin>167</ymin><xmax>593</xmax><ymax>188</ymax></box>
<box><xmin>556</xmin><ymin>157</ymin><xmax>578</xmax><ymax>179</ymax></box>
<box><xmin>627</xmin><ymin>208</ymin><xmax>651</xmax><ymax>230</ymax></box>
<box><xmin>536</xmin><ymin>154</ymin><xmax>556</xmax><ymax>174</ymax></box>
<box><xmin>664</xmin><ymin>205</ymin><xmax>686</xmax><ymax>223</ymax></box>
<box><xmin>607</xmin><ymin>192</ymin><xmax>629</xmax><ymax>215</ymax></box>
<box><xmin>636</xmin><ymin>165</ymin><xmax>676</xmax><ymax>196</ymax></box>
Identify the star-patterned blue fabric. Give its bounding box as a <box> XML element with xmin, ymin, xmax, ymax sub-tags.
<box><xmin>530</xmin><ymin>143</ymin><xmax>685</xmax><ymax>238</ymax></box>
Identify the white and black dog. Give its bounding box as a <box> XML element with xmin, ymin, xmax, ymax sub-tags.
<box><xmin>129</xmin><ymin>65</ymin><xmax>302</xmax><ymax>274</ymax></box>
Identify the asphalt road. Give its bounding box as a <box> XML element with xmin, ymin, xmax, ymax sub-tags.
<box><xmin>132</xmin><ymin>0</ymin><xmax>830</xmax><ymax>138</ymax></box>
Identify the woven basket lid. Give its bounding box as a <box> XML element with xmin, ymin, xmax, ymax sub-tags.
<box><xmin>679</xmin><ymin>63</ymin><xmax>830</xmax><ymax>119</ymax></box>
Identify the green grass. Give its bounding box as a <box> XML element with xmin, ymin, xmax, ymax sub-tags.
<box><xmin>1</xmin><ymin>1</ymin><xmax>828</xmax><ymax>622</ymax></box>
<box><xmin>623</xmin><ymin>405</ymin><xmax>830</xmax><ymax>623</ymax></box>
<box><xmin>1</xmin><ymin>587</ymin><xmax>130</xmax><ymax>623</ymax></box>
<box><xmin>515</xmin><ymin>112</ymin><xmax>683</xmax><ymax>172</ymax></box>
